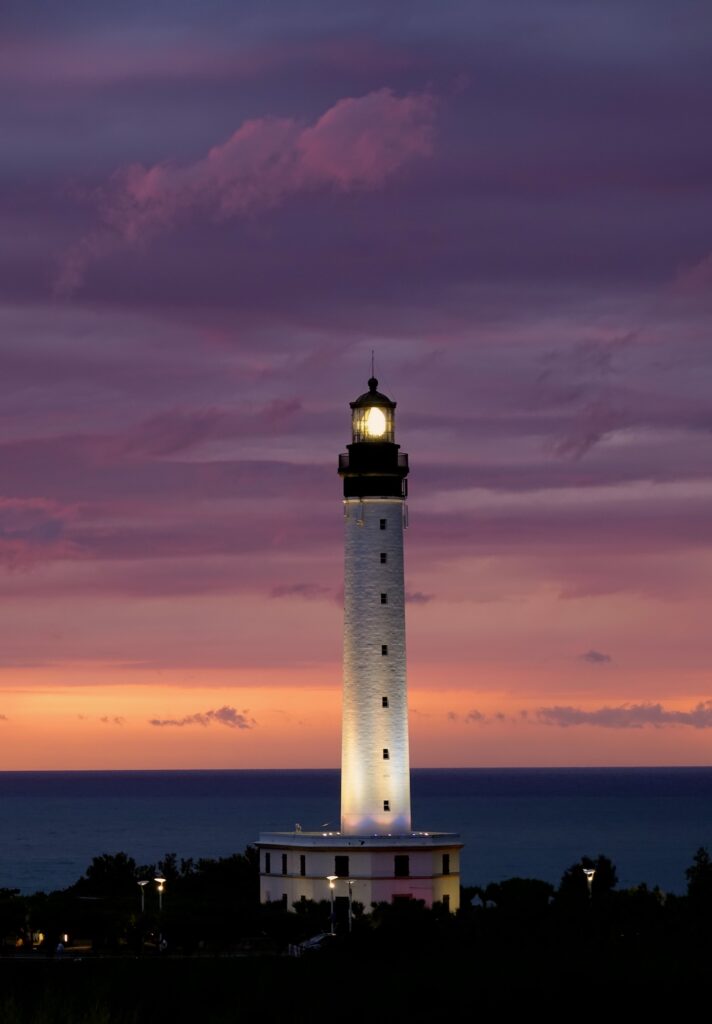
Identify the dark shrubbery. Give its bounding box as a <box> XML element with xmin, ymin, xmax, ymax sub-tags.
<box><xmin>1</xmin><ymin>847</ymin><xmax>711</xmax><ymax>1018</ymax></box>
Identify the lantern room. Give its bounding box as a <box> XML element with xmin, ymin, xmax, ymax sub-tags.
<box><xmin>350</xmin><ymin>377</ymin><xmax>396</xmax><ymax>443</ymax></box>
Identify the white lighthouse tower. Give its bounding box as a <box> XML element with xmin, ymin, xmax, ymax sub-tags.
<box><xmin>340</xmin><ymin>376</ymin><xmax>411</xmax><ymax>834</ymax></box>
<box><xmin>257</xmin><ymin>376</ymin><xmax>462</xmax><ymax>914</ymax></box>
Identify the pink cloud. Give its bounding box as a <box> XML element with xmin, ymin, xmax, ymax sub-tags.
<box><xmin>297</xmin><ymin>89</ymin><xmax>435</xmax><ymax>188</ymax></box>
<box><xmin>149</xmin><ymin>706</ymin><xmax>256</xmax><ymax>729</ymax></box>
<box><xmin>57</xmin><ymin>88</ymin><xmax>436</xmax><ymax>294</ymax></box>
<box><xmin>537</xmin><ymin>702</ymin><xmax>712</xmax><ymax>729</ymax></box>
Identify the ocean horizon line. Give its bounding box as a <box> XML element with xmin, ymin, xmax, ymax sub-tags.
<box><xmin>1</xmin><ymin>763</ymin><xmax>711</xmax><ymax>775</ymax></box>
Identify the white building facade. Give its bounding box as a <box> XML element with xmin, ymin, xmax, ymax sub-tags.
<box><xmin>258</xmin><ymin>377</ymin><xmax>462</xmax><ymax>912</ymax></box>
<box><xmin>259</xmin><ymin>833</ymin><xmax>462</xmax><ymax>912</ymax></box>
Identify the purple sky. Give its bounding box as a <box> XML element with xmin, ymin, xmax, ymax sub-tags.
<box><xmin>2</xmin><ymin>1</ymin><xmax>712</xmax><ymax>767</ymax></box>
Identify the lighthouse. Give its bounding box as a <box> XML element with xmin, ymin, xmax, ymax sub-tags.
<box><xmin>257</xmin><ymin>376</ymin><xmax>462</xmax><ymax>913</ymax></box>
<box><xmin>339</xmin><ymin>376</ymin><xmax>411</xmax><ymax>834</ymax></box>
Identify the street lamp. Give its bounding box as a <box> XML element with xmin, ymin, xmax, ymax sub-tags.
<box><xmin>154</xmin><ymin>876</ymin><xmax>166</xmax><ymax>913</ymax></box>
<box><xmin>583</xmin><ymin>867</ymin><xmax>596</xmax><ymax>899</ymax></box>
<box><xmin>137</xmin><ymin>880</ymin><xmax>149</xmax><ymax>913</ymax></box>
<box><xmin>347</xmin><ymin>880</ymin><xmax>355</xmax><ymax>933</ymax></box>
<box><xmin>326</xmin><ymin>875</ymin><xmax>337</xmax><ymax>935</ymax></box>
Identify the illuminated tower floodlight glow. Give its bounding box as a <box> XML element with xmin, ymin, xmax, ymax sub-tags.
<box><xmin>338</xmin><ymin>376</ymin><xmax>410</xmax><ymax>834</ymax></box>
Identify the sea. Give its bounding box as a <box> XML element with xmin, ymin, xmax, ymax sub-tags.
<box><xmin>1</xmin><ymin>767</ymin><xmax>710</xmax><ymax>895</ymax></box>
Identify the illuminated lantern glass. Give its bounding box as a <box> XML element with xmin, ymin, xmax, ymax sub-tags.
<box><xmin>350</xmin><ymin>378</ymin><xmax>395</xmax><ymax>442</ymax></box>
<box><xmin>365</xmin><ymin>406</ymin><xmax>387</xmax><ymax>437</ymax></box>
<box><xmin>352</xmin><ymin>403</ymin><xmax>394</xmax><ymax>442</ymax></box>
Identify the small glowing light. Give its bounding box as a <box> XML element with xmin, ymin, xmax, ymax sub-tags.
<box><xmin>364</xmin><ymin>406</ymin><xmax>387</xmax><ymax>437</ymax></box>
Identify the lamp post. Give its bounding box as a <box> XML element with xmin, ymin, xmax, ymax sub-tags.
<box><xmin>154</xmin><ymin>876</ymin><xmax>167</xmax><ymax>952</ymax></box>
<box><xmin>326</xmin><ymin>875</ymin><xmax>337</xmax><ymax>935</ymax></box>
<box><xmin>583</xmin><ymin>867</ymin><xmax>596</xmax><ymax>899</ymax></box>
<box><xmin>154</xmin><ymin>876</ymin><xmax>166</xmax><ymax>913</ymax></box>
<box><xmin>137</xmin><ymin>880</ymin><xmax>149</xmax><ymax>913</ymax></box>
<box><xmin>347</xmin><ymin>880</ymin><xmax>355</xmax><ymax>933</ymax></box>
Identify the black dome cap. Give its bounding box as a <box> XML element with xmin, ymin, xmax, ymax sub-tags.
<box><xmin>349</xmin><ymin>377</ymin><xmax>396</xmax><ymax>410</ymax></box>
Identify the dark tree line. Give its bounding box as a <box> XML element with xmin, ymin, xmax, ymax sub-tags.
<box><xmin>2</xmin><ymin>846</ymin><xmax>712</xmax><ymax>960</ymax></box>
<box><xmin>1</xmin><ymin>848</ymin><xmax>712</xmax><ymax>1020</ymax></box>
<box><xmin>0</xmin><ymin>848</ymin><xmax>261</xmax><ymax>956</ymax></box>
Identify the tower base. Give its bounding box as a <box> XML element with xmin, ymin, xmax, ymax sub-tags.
<box><xmin>257</xmin><ymin>831</ymin><xmax>462</xmax><ymax>912</ymax></box>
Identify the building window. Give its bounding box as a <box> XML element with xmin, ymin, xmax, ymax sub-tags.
<box><xmin>281</xmin><ymin>893</ymin><xmax>288</xmax><ymax>907</ymax></box>
<box><xmin>281</xmin><ymin>853</ymin><xmax>287</xmax><ymax>876</ymax></box>
<box><xmin>442</xmin><ymin>853</ymin><xmax>450</xmax><ymax>875</ymax></box>
<box><xmin>394</xmin><ymin>855</ymin><xmax>410</xmax><ymax>878</ymax></box>
<box><xmin>265</xmin><ymin>852</ymin><xmax>271</xmax><ymax>874</ymax></box>
<box><xmin>380</xmin><ymin>552</ymin><xmax>387</xmax><ymax>563</ymax></box>
<box><xmin>382</xmin><ymin>696</ymin><xmax>389</xmax><ymax>708</ymax></box>
<box><xmin>300</xmin><ymin>854</ymin><xmax>306</xmax><ymax>877</ymax></box>
<box><xmin>443</xmin><ymin>894</ymin><xmax>450</xmax><ymax>911</ymax></box>
<box><xmin>383</xmin><ymin>800</ymin><xmax>390</xmax><ymax>811</ymax></box>
<box><xmin>383</xmin><ymin>748</ymin><xmax>389</xmax><ymax>760</ymax></box>
<box><xmin>380</xmin><ymin>593</ymin><xmax>388</xmax><ymax>604</ymax></box>
<box><xmin>380</xmin><ymin>519</ymin><xmax>387</xmax><ymax>530</ymax></box>
<box><xmin>335</xmin><ymin>855</ymin><xmax>349</xmax><ymax>878</ymax></box>
<box><xmin>381</xmin><ymin>644</ymin><xmax>388</xmax><ymax>656</ymax></box>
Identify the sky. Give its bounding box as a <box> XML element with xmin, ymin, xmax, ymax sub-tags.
<box><xmin>2</xmin><ymin>0</ymin><xmax>712</xmax><ymax>769</ymax></box>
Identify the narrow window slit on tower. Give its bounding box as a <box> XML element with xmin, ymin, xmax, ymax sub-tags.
<box><xmin>379</xmin><ymin>519</ymin><xmax>387</xmax><ymax>530</ymax></box>
<box><xmin>383</xmin><ymin>748</ymin><xmax>389</xmax><ymax>759</ymax></box>
<box><xmin>381</xmin><ymin>644</ymin><xmax>388</xmax><ymax>656</ymax></box>
<box><xmin>380</xmin><ymin>552</ymin><xmax>387</xmax><ymax>563</ymax></box>
<box><xmin>380</xmin><ymin>593</ymin><xmax>388</xmax><ymax>604</ymax></box>
<box><xmin>382</xmin><ymin>696</ymin><xmax>389</xmax><ymax>708</ymax></box>
<box><xmin>383</xmin><ymin>800</ymin><xmax>390</xmax><ymax>811</ymax></box>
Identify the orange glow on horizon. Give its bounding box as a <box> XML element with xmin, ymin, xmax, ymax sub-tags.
<box><xmin>1</xmin><ymin>660</ymin><xmax>709</xmax><ymax>770</ymax></box>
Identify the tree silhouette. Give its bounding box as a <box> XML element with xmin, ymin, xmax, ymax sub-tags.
<box><xmin>686</xmin><ymin>847</ymin><xmax>712</xmax><ymax>906</ymax></box>
<box><xmin>79</xmin><ymin>852</ymin><xmax>139</xmax><ymax>898</ymax></box>
<box><xmin>557</xmin><ymin>854</ymin><xmax>618</xmax><ymax>905</ymax></box>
